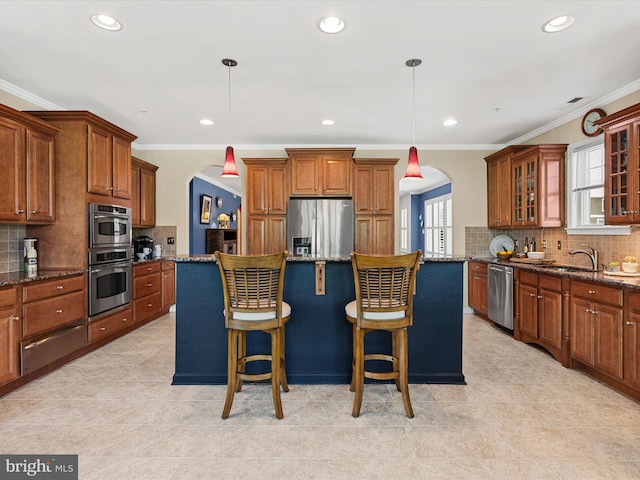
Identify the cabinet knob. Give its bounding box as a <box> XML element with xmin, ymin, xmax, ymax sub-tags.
<box><xmin>56</xmin><ymin>309</ymin><xmax>63</xmax><ymax>314</ymax></box>
<box><xmin>530</xmin><ymin>293</ymin><xmax>536</xmax><ymax>297</ymax></box>
<box><xmin>100</xmin><ymin>327</ymin><xmax>106</xmax><ymax>331</ymax></box>
<box><xmin>147</xmin><ymin>267</ymin><xmax>152</xmax><ymax>271</ymax></box>
<box><xmin>122</xmin><ymin>318</ymin><xmax>128</xmax><ymax>322</ymax></box>
<box><xmin>147</xmin><ymin>303</ymin><xmax>153</xmax><ymax>307</ymax></box>
<box><xmin>56</xmin><ymin>285</ymin><xmax>64</xmax><ymax>290</ymax></box>
<box><xmin>147</xmin><ymin>283</ymin><xmax>153</xmax><ymax>287</ymax></box>
<box><xmin>537</xmin><ymin>295</ymin><xmax>543</xmax><ymax>299</ymax></box>
<box><xmin>588</xmin><ymin>290</ymin><xmax>596</xmax><ymax>294</ymax></box>
<box><xmin>17</xmin><ymin>209</ymin><xmax>24</xmax><ymax>214</ymax></box>
<box><xmin>626</xmin><ymin>321</ymin><xmax>635</xmax><ymax>326</ymax></box>
<box><xmin>30</xmin><ymin>210</ymin><xmax>36</xmax><ymax>214</ymax></box>
<box><xmin>12</xmin><ymin>316</ymin><xmax>20</xmax><ymax>321</ymax></box>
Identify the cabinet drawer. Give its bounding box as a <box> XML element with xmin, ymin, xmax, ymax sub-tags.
<box><xmin>519</xmin><ymin>270</ymin><xmax>538</xmax><ymax>286</ymax></box>
<box><xmin>23</xmin><ymin>290</ymin><xmax>85</xmax><ymax>338</ymax></box>
<box><xmin>161</xmin><ymin>260</ymin><xmax>175</xmax><ymax>271</ymax></box>
<box><xmin>571</xmin><ymin>280</ymin><xmax>623</xmax><ymax>307</ymax></box>
<box><xmin>23</xmin><ymin>275</ymin><xmax>84</xmax><ymax>303</ymax></box>
<box><xmin>133</xmin><ymin>272</ymin><xmax>162</xmax><ymax>298</ymax></box>
<box><xmin>538</xmin><ymin>274</ymin><xmax>561</xmax><ymax>292</ymax></box>
<box><xmin>0</xmin><ymin>287</ymin><xmax>17</xmax><ymax>308</ymax></box>
<box><xmin>133</xmin><ymin>261</ymin><xmax>161</xmax><ymax>277</ymax></box>
<box><xmin>469</xmin><ymin>262</ymin><xmax>487</xmax><ymax>274</ymax></box>
<box><xmin>88</xmin><ymin>307</ymin><xmax>132</xmax><ymax>342</ymax></box>
<box><xmin>134</xmin><ymin>292</ymin><xmax>162</xmax><ymax>321</ymax></box>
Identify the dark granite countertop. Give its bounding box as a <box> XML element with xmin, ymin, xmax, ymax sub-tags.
<box><xmin>168</xmin><ymin>254</ymin><xmax>470</xmax><ymax>264</ymax></box>
<box><xmin>471</xmin><ymin>256</ymin><xmax>640</xmax><ymax>291</ymax></box>
<box><xmin>0</xmin><ymin>269</ymin><xmax>87</xmax><ymax>288</ymax></box>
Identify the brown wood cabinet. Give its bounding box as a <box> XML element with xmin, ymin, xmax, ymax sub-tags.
<box><xmin>625</xmin><ymin>292</ymin><xmax>640</xmax><ymax>391</ymax></box>
<box><xmin>0</xmin><ymin>287</ymin><xmax>21</xmax><ymax>386</ymax></box>
<box><xmin>162</xmin><ymin>261</ymin><xmax>176</xmax><ymax>309</ymax></box>
<box><xmin>516</xmin><ymin>270</ymin><xmax>567</xmax><ymax>365</ymax></box>
<box><xmin>352</xmin><ymin>158</ymin><xmax>397</xmax><ymax>255</ymax></box>
<box><xmin>287</xmin><ymin>148</ymin><xmax>354</xmax><ymax>196</ymax></box>
<box><xmin>133</xmin><ymin>262</ymin><xmax>163</xmax><ymax>322</ymax></box>
<box><xmin>484</xmin><ymin>146</ymin><xmax>529</xmax><ymax>228</ymax></box>
<box><xmin>570</xmin><ymin>280</ymin><xmax>624</xmax><ymax>380</ymax></box>
<box><xmin>511</xmin><ymin>144</ymin><xmax>567</xmax><ymax>228</ymax></box>
<box><xmin>596</xmin><ymin>103</ymin><xmax>640</xmax><ymax>224</ymax></box>
<box><xmin>88</xmin><ymin>306</ymin><xmax>132</xmax><ymax>343</ymax></box>
<box><xmin>87</xmin><ymin>123</ymin><xmax>133</xmax><ymax>201</ymax></box>
<box><xmin>22</xmin><ymin>274</ymin><xmax>86</xmax><ymax>339</ymax></box>
<box><xmin>131</xmin><ymin>157</ymin><xmax>157</xmax><ymax>227</ymax></box>
<box><xmin>244</xmin><ymin>158</ymin><xmax>289</xmax><ymax>255</ymax></box>
<box><xmin>0</xmin><ymin>104</ymin><xmax>58</xmax><ymax>224</ymax></box>
<box><xmin>467</xmin><ymin>261</ymin><xmax>488</xmax><ymax>317</ymax></box>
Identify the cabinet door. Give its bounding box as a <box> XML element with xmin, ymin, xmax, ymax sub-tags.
<box><xmin>247</xmin><ymin>166</ymin><xmax>269</xmax><ymax>215</ymax></box>
<box><xmin>487</xmin><ymin>155</ymin><xmax>511</xmax><ymax>227</ymax></box>
<box><xmin>0</xmin><ymin>303</ymin><xmax>20</xmax><ymax>386</ymax></box>
<box><xmin>355</xmin><ymin>215</ymin><xmax>393</xmax><ymax>255</ymax></box>
<box><xmin>87</xmin><ymin>124</ymin><xmax>113</xmax><ymax>196</ymax></box>
<box><xmin>538</xmin><ymin>288</ymin><xmax>563</xmax><ymax>350</ymax></box>
<box><xmin>0</xmin><ymin>117</ymin><xmax>25</xmax><ymax>221</ymax></box>
<box><xmin>519</xmin><ymin>283</ymin><xmax>539</xmax><ymax>338</ymax></box>
<box><xmin>468</xmin><ymin>271</ymin><xmax>488</xmax><ymax>316</ymax></box>
<box><xmin>265</xmin><ymin>215</ymin><xmax>287</xmax><ymax>254</ymax></box>
<box><xmin>140</xmin><ymin>167</ymin><xmax>156</xmax><ymax>226</ymax></box>
<box><xmin>112</xmin><ymin>135</ymin><xmax>132</xmax><ymax>199</ymax></box>
<box><xmin>604</xmin><ymin>122</ymin><xmax>633</xmax><ymax>224</ymax></box>
<box><xmin>290</xmin><ymin>156</ymin><xmax>320</xmax><ymax>195</ymax></box>
<box><xmin>268</xmin><ymin>165</ymin><xmax>288</xmax><ymax>215</ymax></box>
<box><xmin>625</xmin><ymin>312</ymin><xmax>640</xmax><ymax>390</ymax></box>
<box><xmin>322</xmin><ymin>154</ymin><xmax>351</xmax><ymax>195</ymax></box>
<box><xmin>162</xmin><ymin>263</ymin><xmax>176</xmax><ymax>309</ymax></box>
<box><xmin>594</xmin><ymin>303</ymin><xmax>624</xmax><ymax>380</ymax></box>
<box><xmin>512</xmin><ymin>153</ymin><xmax>537</xmax><ymax>227</ymax></box>
<box><xmin>26</xmin><ymin>128</ymin><xmax>55</xmax><ymax>223</ymax></box>
<box><xmin>131</xmin><ymin>165</ymin><xmax>141</xmax><ymax>226</ymax></box>
<box><xmin>570</xmin><ymin>296</ymin><xmax>595</xmax><ymax>366</ymax></box>
<box><xmin>353</xmin><ymin>165</ymin><xmax>374</xmax><ymax>214</ymax></box>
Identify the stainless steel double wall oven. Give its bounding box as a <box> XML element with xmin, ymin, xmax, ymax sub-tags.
<box><xmin>88</xmin><ymin>203</ymin><xmax>132</xmax><ymax>318</ymax></box>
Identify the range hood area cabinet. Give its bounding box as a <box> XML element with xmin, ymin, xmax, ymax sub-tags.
<box><xmin>131</xmin><ymin>157</ymin><xmax>157</xmax><ymax>228</ymax></box>
<box><xmin>244</xmin><ymin>158</ymin><xmax>289</xmax><ymax>255</ymax></box>
<box><xmin>595</xmin><ymin>102</ymin><xmax>640</xmax><ymax>225</ymax></box>
<box><xmin>286</xmin><ymin>148</ymin><xmax>355</xmax><ymax>197</ymax></box>
<box><xmin>0</xmin><ymin>104</ymin><xmax>59</xmax><ymax>224</ymax></box>
<box><xmin>485</xmin><ymin>144</ymin><xmax>567</xmax><ymax>229</ymax></box>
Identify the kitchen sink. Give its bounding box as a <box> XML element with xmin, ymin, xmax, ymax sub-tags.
<box><xmin>539</xmin><ymin>265</ymin><xmax>589</xmax><ymax>273</ymax></box>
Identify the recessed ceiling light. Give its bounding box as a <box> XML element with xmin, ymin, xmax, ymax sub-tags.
<box><xmin>321</xmin><ymin>119</ymin><xmax>335</xmax><ymax>125</ymax></box>
<box><xmin>442</xmin><ymin>119</ymin><xmax>458</xmax><ymax>127</ymax></box>
<box><xmin>542</xmin><ymin>15</ymin><xmax>574</xmax><ymax>33</ymax></box>
<box><xmin>199</xmin><ymin>119</ymin><xmax>214</xmax><ymax>126</ymax></box>
<box><xmin>90</xmin><ymin>13</ymin><xmax>123</xmax><ymax>31</ymax></box>
<box><xmin>319</xmin><ymin>16</ymin><xmax>345</xmax><ymax>34</ymax></box>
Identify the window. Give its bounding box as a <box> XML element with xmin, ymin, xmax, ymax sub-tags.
<box><xmin>567</xmin><ymin>139</ymin><xmax>629</xmax><ymax>235</ymax></box>
<box><xmin>400</xmin><ymin>206</ymin><xmax>409</xmax><ymax>251</ymax></box>
<box><xmin>423</xmin><ymin>194</ymin><xmax>452</xmax><ymax>257</ymax></box>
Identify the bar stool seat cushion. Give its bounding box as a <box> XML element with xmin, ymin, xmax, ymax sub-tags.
<box><xmin>345</xmin><ymin>300</ymin><xmax>405</xmax><ymax>320</ymax></box>
<box><xmin>225</xmin><ymin>302</ymin><xmax>291</xmax><ymax>321</ymax></box>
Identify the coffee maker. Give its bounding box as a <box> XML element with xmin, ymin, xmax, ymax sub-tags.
<box><xmin>134</xmin><ymin>236</ymin><xmax>154</xmax><ymax>261</ymax></box>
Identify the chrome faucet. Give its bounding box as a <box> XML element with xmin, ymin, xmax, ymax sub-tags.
<box><xmin>569</xmin><ymin>244</ymin><xmax>599</xmax><ymax>272</ymax></box>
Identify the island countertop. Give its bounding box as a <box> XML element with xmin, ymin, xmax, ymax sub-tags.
<box><xmin>167</xmin><ymin>254</ymin><xmax>470</xmax><ymax>263</ymax></box>
<box><xmin>172</xmin><ymin>255</ymin><xmax>466</xmax><ymax>385</ymax></box>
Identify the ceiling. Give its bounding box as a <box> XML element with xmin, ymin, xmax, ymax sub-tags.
<box><xmin>2</xmin><ymin>1</ymin><xmax>640</xmax><ymax>187</ymax></box>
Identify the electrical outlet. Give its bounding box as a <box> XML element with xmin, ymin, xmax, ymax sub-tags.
<box><xmin>557</xmin><ymin>240</ymin><xmax>562</xmax><ymax>250</ymax></box>
<box><xmin>167</xmin><ymin>237</ymin><xmax>175</xmax><ymax>245</ymax></box>
<box><xmin>542</xmin><ymin>240</ymin><xmax>547</xmax><ymax>249</ymax></box>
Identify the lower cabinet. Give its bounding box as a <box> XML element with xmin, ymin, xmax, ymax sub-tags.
<box><xmin>467</xmin><ymin>261</ymin><xmax>487</xmax><ymax>317</ymax></box>
<box><xmin>570</xmin><ymin>280</ymin><xmax>624</xmax><ymax>381</ymax></box>
<box><xmin>624</xmin><ymin>292</ymin><xmax>640</xmax><ymax>391</ymax></box>
<box><xmin>0</xmin><ymin>287</ymin><xmax>21</xmax><ymax>386</ymax></box>
<box><xmin>133</xmin><ymin>261</ymin><xmax>163</xmax><ymax>322</ymax></box>
<box><xmin>354</xmin><ymin>215</ymin><xmax>393</xmax><ymax>255</ymax></box>
<box><xmin>517</xmin><ymin>271</ymin><xmax>566</xmax><ymax>364</ymax></box>
<box><xmin>246</xmin><ymin>215</ymin><xmax>286</xmax><ymax>255</ymax></box>
<box><xmin>88</xmin><ymin>306</ymin><xmax>133</xmax><ymax>343</ymax></box>
<box><xmin>161</xmin><ymin>261</ymin><xmax>175</xmax><ymax>309</ymax></box>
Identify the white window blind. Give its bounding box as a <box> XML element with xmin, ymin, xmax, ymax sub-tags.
<box><xmin>423</xmin><ymin>195</ymin><xmax>452</xmax><ymax>257</ymax></box>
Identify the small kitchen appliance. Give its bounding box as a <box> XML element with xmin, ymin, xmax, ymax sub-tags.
<box><xmin>134</xmin><ymin>236</ymin><xmax>154</xmax><ymax>261</ymax></box>
<box><xmin>23</xmin><ymin>237</ymin><xmax>38</xmax><ymax>277</ymax></box>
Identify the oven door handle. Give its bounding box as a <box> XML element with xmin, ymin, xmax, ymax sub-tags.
<box><xmin>91</xmin><ymin>261</ymin><xmax>132</xmax><ymax>273</ymax></box>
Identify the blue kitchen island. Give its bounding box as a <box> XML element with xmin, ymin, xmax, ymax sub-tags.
<box><xmin>171</xmin><ymin>255</ymin><xmax>466</xmax><ymax>385</ymax></box>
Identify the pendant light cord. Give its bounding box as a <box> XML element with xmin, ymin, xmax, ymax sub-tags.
<box><xmin>412</xmin><ymin>63</ymin><xmax>416</xmax><ymax>145</ymax></box>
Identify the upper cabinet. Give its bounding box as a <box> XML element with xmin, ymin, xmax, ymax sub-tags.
<box><xmin>131</xmin><ymin>157</ymin><xmax>157</xmax><ymax>228</ymax></box>
<box><xmin>596</xmin><ymin>103</ymin><xmax>640</xmax><ymax>225</ymax></box>
<box><xmin>27</xmin><ymin>111</ymin><xmax>137</xmax><ymax>206</ymax></box>
<box><xmin>286</xmin><ymin>148</ymin><xmax>354</xmax><ymax>196</ymax></box>
<box><xmin>0</xmin><ymin>104</ymin><xmax>58</xmax><ymax>224</ymax></box>
<box><xmin>484</xmin><ymin>146</ymin><xmax>530</xmax><ymax>228</ymax></box>
<box><xmin>485</xmin><ymin>144</ymin><xmax>566</xmax><ymax>229</ymax></box>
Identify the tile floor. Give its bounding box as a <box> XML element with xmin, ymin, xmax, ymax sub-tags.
<box><xmin>1</xmin><ymin>313</ymin><xmax>640</xmax><ymax>479</ymax></box>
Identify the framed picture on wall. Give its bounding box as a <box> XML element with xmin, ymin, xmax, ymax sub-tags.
<box><xmin>200</xmin><ymin>194</ymin><xmax>212</xmax><ymax>224</ymax></box>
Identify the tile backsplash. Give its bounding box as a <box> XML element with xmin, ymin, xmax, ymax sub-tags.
<box><xmin>466</xmin><ymin>226</ymin><xmax>640</xmax><ymax>270</ymax></box>
<box><xmin>0</xmin><ymin>224</ymin><xmax>26</xmax><ymax>273</ymax></box>
<box><xmin>133</xmin><ymin>225</ymin><xmax>177</xmax><ymax>258</ymax></box>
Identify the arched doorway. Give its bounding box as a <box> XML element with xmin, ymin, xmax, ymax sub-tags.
<box><xmin>399</xmin><ymin>166</ymin><xmax>452</xmax><ymax>256</ymax></box>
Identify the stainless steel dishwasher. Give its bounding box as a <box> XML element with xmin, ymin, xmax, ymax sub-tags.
<box><xmin>487</xmin><ymin>263</ymin><xmax>514</xmax><ymax>330</ymax></box>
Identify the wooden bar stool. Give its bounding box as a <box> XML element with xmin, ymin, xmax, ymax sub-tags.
<box><xmin>214</xmin><ymin>250</ymin><xmax>290</xmax><ymax>419</ymax></box>
<box><xmin>345</xmin><ymin>250</ymin><xmax>422</xmax><ymax>418</ymax></box>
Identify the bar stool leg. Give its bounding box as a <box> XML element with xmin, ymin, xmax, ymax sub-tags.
<box><xmin>352</xmin><ymin>326</ymin><xmax>365</xmax><ymax>418</ymax></box>
<box><xmin>222</xmin><ymin>329</ymin><xmax>239</xmax><ymax>419</ymax></box>
<box><xmin>279</xmin><ymin>325</ymin><xmax>289</xmax><ymax>392</ymax></box>
<box><xmin>398</xmin><ymin>328</ymin><xmax>414</xmax><ymax>418</ymax></box>
<box><xmin>349</xmin><ymin>323</ymin><xmax>357</xmax><ymax>392</ymax></box>
<box><xmin>271</xmin><ymin>328</ymin><xmax>284</xmax><ymax>419</ymax></box>
<box><xmin>235</xmin><ymin>331</ymin><xmax>246</xmax><ymax>392</ymax></box>
<box><xmin>392</xmin><ymin>330</ymin><xmax>401</xmax><ymax>391</ymax></box>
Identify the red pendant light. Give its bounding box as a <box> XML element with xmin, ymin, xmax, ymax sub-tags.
<box><xmin>403</xmin><ymin>59</ymin><xmax>423</xmax><ymax>180</ymax></box>
<box><xmin>221</xmin><ymin>146</ymin><xmax>238</xmax><ymax>177</ymax></box>
<box><xmin>221</xmin><ymin>58</ymin><xmax>239</xmax><ymax>178</ymax></box>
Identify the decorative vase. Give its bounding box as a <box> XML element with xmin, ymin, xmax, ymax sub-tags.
<box><xmin>622</xmin><ymin>262</ymin><xmax>639</xmax><ymax>273</ymax></box>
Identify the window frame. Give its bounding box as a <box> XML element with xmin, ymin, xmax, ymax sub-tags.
<box><xmin>423</xmin><ymin>193</ymin><xmax>452</xmax><ymax>257</ymax></box>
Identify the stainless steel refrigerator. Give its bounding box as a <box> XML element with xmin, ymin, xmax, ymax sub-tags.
<box><xmin>287</xmin><ymin>198</ymin><xmax>354</xmax><ymax>258</ymax></box>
